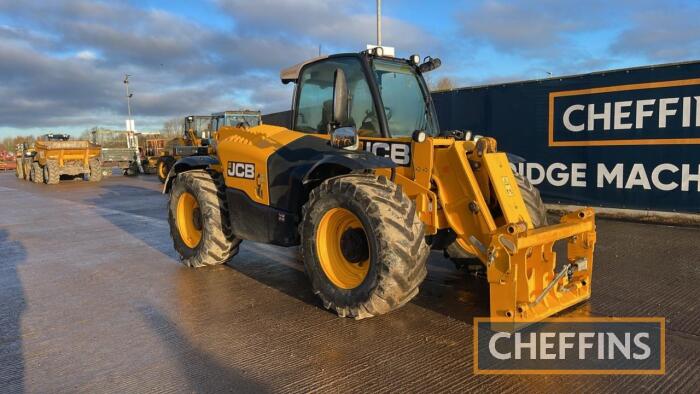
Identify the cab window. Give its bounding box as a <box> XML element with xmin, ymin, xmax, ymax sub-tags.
<box><xmin>372</xmin><ymin>59</ymin><xmax>438</xmax><ymax>137</ymax></box>
<box><xmin>295</xmin><ymin>57</ymin><xmax>380</xmax><ymax>136</ymax></box>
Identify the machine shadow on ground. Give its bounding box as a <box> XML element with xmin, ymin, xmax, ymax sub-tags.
<box><xmin>0</xmin><ymin>230</ymin><xmax>27</xmax><ymax>393</ymax></box>
<box><xmin>137</xmin><ymin>303</ymin><xmax>270</xmax><ymax>393</ymax></box>
<box><xmin>87</xmin><ymin>183</ymin><xmax>176</xmax><ymax>259</ymax></box>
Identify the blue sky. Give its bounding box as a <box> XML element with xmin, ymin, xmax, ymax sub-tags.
<box><xmin>1</xmin><ymin>0</ymin><xmax>699</xmax><ymax>137</ymax></box>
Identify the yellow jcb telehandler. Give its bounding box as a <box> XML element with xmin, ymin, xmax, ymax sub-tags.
<box><xmin>163</xmin><ymin>49</ymin><xmax>596</xmax><ymax>325</ymax></box>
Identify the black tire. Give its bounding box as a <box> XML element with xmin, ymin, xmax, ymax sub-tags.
<box><xmin>45</xmin><ymin>160</ymin><xmax>60</xmax><ymax>185</ymax></box>
<box><xmin>445</xmin><ymin>171</ymin><xmax>548</xmax><ymax>267</ymax></box>
<box><xmin>515</xmin><ymin>171</ymin><xmax>548</xmax><ymax>228</ymax></box>
<box><xmin>157</xmin><ymin>156</ymin><xmax>175</xmax><ymax>183</ymax></box>
<box><xmin>124</xmin><ymin>162</ymin><xmax>139</xmax><ymax>176</ymax></box>
<box><xmin>30</xmin><ymin>162</ymin><xmax>44</xmax><ymax>184</ymax></box>
<box><xmin>15</xmin><ymin>158</ymin><xmax>24</xmax><ymax>179</ymax></box>
<box><xmin>88</xmin><ymin>159</ymin><xmax>102</xmax><ymax>182</ymax></box>
<box><xmin>23</xmin><ymin>159</ymin><xmax>31</xmax><ymax>181</ymax></box>
<box><xmin>445</xmin><ymin>240</ymin><xmax>481</xmax><ymax>270</ymax></box>
<box><xmin>168</xmin><ymin>170</ymin><xmax>241</xmax><ymax>267</ymax></box>
<box><xmin>300</xmin><ymin>174</ymin><xmax>429</xmax><ymax>319</ymax></box>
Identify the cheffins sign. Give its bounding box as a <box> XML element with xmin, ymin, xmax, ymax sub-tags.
<box><xmin>549</xmin><ymin>79</ymin><xmax>700</xmax><ymax>147</ymax></box>
<box><xmin>432</xmin><ymin>60</ymin><xmax>700</xmax><ymax>213</ymax></box>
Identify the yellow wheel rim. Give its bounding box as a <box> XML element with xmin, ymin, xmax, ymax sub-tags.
<box><xmin>176</xmin><ymin>192</ymin><xmax>203</xmax><ymax>248</ymax></box>
<box><xmin>316</xmin><ymin>208</ymin><xmax>370</xmax><ymax>289</ymax></box>
<box><xmin>158</xmin><ymin>161</ymin><xmax>167</xmax><ymax>178</ymax></box>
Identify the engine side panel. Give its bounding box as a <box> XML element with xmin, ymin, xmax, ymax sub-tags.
<box><xmin>218</xmin><ymin>124</ymin><xmax>396</xmax><ymax>212</ymax></box>
<box><xmin>216</xmin><ymin>124</ymin><xmax>305</xmax><ymax>206</ymax></box>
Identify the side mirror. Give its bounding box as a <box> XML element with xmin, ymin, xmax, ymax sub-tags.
<box><xmin>419</xmin><ymin>57</ymin><xmax>441</xmax><ymax>73</ymax></box>
<box><xmin>330</xmin><ymin>127</ymin><xmax>359</xmax><ymax>151</ymax></box>
<box><xmin>332</xmin><ymin>68</ymin><xmax>348</xmax><ymax>126</ymax></box>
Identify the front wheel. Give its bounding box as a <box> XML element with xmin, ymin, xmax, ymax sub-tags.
<box><xmin>30</xmin><ymin>162</ymin><xmax>44</xmax><ymax>183</ymax></box>
<box><xmin>45</xmin><ymin>160</ymin><xmax>60</xmax><ymax>184</ymax></box>
<box><xmin>157</xmin><ymin>156</ymin><xmax>175</xmax><ymax>183</ymax></box>
<box><xmin>514</xmin><ymin>171</ymin><xmax>548</xmax><ymax>228</ymax></box>
<box><xmin>300</xmin><ymin>174</ymin><xmax>429</xmax><ymax>319</ymax></box>
<box><xmin>168</xmin><ymin>170</ymin><xmax>241</xmax><ymax>267</ymax></box>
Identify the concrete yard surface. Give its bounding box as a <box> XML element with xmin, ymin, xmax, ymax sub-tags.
<box><xmin>0</xmin><ymin>172</ymin><xmax>699</xmax><ymax>393</ymax></box>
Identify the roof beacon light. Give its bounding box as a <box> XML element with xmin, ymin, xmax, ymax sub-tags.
<box><xmin>366</xmin><ymin>44</ymin><xmax>395</xmax><ymax>58</ymax></box>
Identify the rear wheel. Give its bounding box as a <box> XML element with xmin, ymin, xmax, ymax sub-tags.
<box><xmin>300</xmin><ymin>174</ymin><xmax>429</xmax><ymax>319</ymax></box>
<box><xmin>45</xmin><ymin>160</ymin><xmax>60</xmax><ymax>184</ymax></box>
<box><xmin>157</xmin><ymin>156</ymin><xmax>175</xmax><ymax>183</ymax></box>
<box><xmin>445</xmin><ymin>171</ymin><xmax>548</xmax><ymax>267</ymax></box>
<box><xmin>168</xmin><ymin>170</ymin><xmax>241</xmax><ymax>267</ymax></box>
<box><xmin>30</xmin><ymin>162</ymin><xmax>44</xmax><ymax>183</ymax></box>
<box><xmin>88</xmin><ymin>159</ymin><xmax>102</xmax><ymax>182</ymax></box>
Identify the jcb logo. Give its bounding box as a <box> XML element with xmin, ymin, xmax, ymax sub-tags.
<box><xmin>227</xmin><ymin>161</ymin><xmax>255</xmax><ymax>179</ymax></box>
<box><xmin>364</xmin><ymin>141</ymin><xmax>411</xmax><ymax>166</ymax></box>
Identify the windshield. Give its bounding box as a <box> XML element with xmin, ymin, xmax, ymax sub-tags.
<box><xmin>372</xmin><ymin>59</ymin><xmax>438</xmax><ymax>137</ymax></box>
<box><xmin>186</xmin><ymin>117</ymin><xmax>215</xmax><ymax>138</ymax></box>
<box><xmin>224</xmin><ymin>114</ymin><xmax>261</xmax><ymax>127</ymax></box>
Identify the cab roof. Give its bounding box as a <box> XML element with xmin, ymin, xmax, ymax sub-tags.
<box><xmin>280</xmin><ymin>55</ymin><xmax>329</xmax><ymax>84</ymax></box>
<box><xmin>280</xmin><ymin>51</ymin><xmax>410</xmax><ymax>84</ymax></box>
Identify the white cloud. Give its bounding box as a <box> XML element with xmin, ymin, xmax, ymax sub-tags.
<box><xmin>75</xmin><ymin>50</ymin><xmax>96</xmax><ymax>61</ymax></box>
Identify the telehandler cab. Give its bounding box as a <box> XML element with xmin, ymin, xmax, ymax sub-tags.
<box><xmin>164</xmin><ymin>49</ymin><xmax>597</xmax><ymax>325</ymax></box>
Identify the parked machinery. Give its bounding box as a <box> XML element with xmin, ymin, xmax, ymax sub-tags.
<box><xmin>15</xmin><ymin>143</ymin><xmax>33</xmax><ymax>180</ymax></box>
<box><xmin>90</xmin><ymin>130</ymin><xmax>142</xmax><ymax>176</ymax></box>
<box><xmin>20</xmin><ymin>133</ymin><xmax>102</xmax><ymax>185</ymax></box>
<box><xmin>163</xmin><ymin>50</ymin><xmax>597</xmax><ymax>325</ymax></box>
<box><xmin>141</xmin><ymin>136</ymin><xmax>166</xmax><ymax>174</ymax></box>
<box><xmin>211</xmin><ymin>110</ymin><xmax>262</xmax><ymax>130</ymax></box>
<box><xmin>156</xmin><ymin>115</ymin><xmax>215</xmax><ymax>183</ymax></box>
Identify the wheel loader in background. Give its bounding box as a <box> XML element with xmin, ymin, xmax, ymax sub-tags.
<box><xmin>156</xmin><ymin>111</ymin><xmax>262</xmax><ymax>182</ymax></box>
<box><xmin>156</xmin><ymin>115</ymin><xmax>216</xmax><ymax>183</ymax></box>
<box><xmin>20</xmin><ymin>133</ymin><xmax>102</xmax><ymax>184</ymax></box>
<box><xmin>163</xmin><ymin>49</ymin><xmax>597</xmax><ymax>325</ymax></box>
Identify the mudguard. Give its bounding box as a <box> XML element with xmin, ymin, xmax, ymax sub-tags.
<box><xmin>266</xmin><ymin>135</ymin><xmax>397</xmax><ymax>213</ymax></box>
<box><xmin>302</xmin><ymin>150</ymin><xmax>396</xmax><ymax>185</ymax></box>
<box><xmin>162</xmin><ymin>155</ymin><xmax>219</xmax><ymax>193</ymax></box>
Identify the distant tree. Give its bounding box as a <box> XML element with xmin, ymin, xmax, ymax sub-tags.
<box><xmin>434</xmin><ymin>77</ymin><xmax>455</xmax><ymax>91</ymax></box>
<box><xmin>78</xmin><ymin>127</ymin><xmax>96</xmax><ymax>141</ymax></box>
<box><xmin>0</xmin><ymin>137</ymin><xmax>11</xmax><ymax>152</ymax></box>
<box><xmin>162</xmin><ymin>117</ymin><xmax>183</xmax><ymax>138</ymax></box>
<box><xmin>1</xmin><ymin>135</ymin><xmax>35</xmax><ymax>152</ymax></box>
